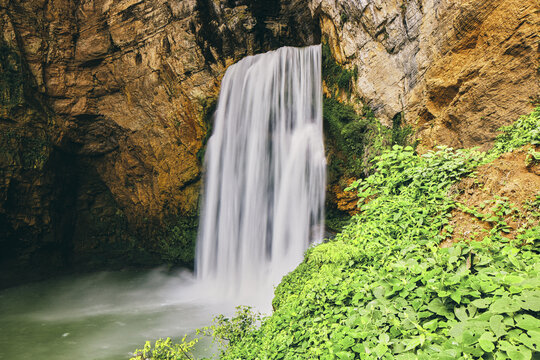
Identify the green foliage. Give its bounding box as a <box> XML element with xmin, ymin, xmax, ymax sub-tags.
<box><xmin>526</xmin><ymin>149</ymin><xmax>540</xmax><ymax>167</ymax></box>
<box><xmin>490</xmin><ymin>107</ymin><xmax>540</xmax><ymax>157</ymax></box>
<box><xmin>130</xmin><ymin>337</ymin><xmax>198</xmax><ymax>360</ymax></box>
<box><xmin>158</xmin><ymin>216</ymin><xmax>199</xmax><ymax>266</ymax></box>
<box><xmin>391</xmin><ymin>112</ymin><xmax>416</xmax><ymax>148</ymax></box>
<box><xmin>219</xmin><ymin>112</ymin><xmax>540</xmax><ymax>359</ymax></box>
<box><xmin>134</xmin><ymin>109</ymin><xmax>539</xmax><ymax>360</ymax></box>
<box><xmin>322</xmin><ymin>42</ymin><xmax>358</xmax><ymax>93</ymax></box>
<box><xmin>455</xmin><ymin>194</ymin><xmax>540</xmax><ymax>239</ymax></box>
<box><xmin>347</xmin><ymin>146</ymin><xmax>482</xmax><ymax>201</ymax></box>
<box><xmin>323</xmin><ymin>96</ymin><xmax>359</xmax><ymax>147</ymax></box>
<box><xmin>210</xmin><ymin>306</ymin><xmax>262</xmax><ymax>355</ymax></box>
<box><xmin>321</xmin><ymin>37</ymin><xmax>416</xmax><ymax>197</ymax></box>
<box><xmin>322</xmin><ymin>84</ymin><xmax>415</xmax><ymax>183</ymax></box>
<box><xmin>323</xmin><ymin>96</ymin><xmax>393</xmax><ymax>178</ymax></box>
<box><xmin>130</xmin><ymin>307</ymin><xmax>261</xmax><ymax>360</ymax></box>
<box><xmin>325</xmin><ymin>206</ymin><xmax>352</xmax><ymax>234</ymax></box>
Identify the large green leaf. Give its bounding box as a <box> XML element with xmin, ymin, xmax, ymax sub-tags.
<box><xmin>490</xmin><ymin>297</ymin><xmax>521</xmax><ymax>314</ymax></box>
<box><xmin>514</xmin><ymin>314</ymin><xmax>540</xmax><ymax>332</ymax></box>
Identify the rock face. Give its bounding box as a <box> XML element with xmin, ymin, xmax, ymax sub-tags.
<box><xmin>313</xmin><ymin>0</ymin><xmax>539</xmax><ymax>149</ymax></box>
<box><xmin>1</xmin><ymin>0</ymin><xmax>538</xmax><ymax>281</ymax></box>
<box><xmin>0</xmin><ymin>0</ymin><xmax>318</xmax><ymax>281</ymax></box>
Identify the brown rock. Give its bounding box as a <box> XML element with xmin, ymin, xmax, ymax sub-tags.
<box><xmin>2</xmin><ymin>0</ymin><xmax>538</xmax><ymax>279</ymax></box>
<box><xmin>447</xmin><ymin>146</ymin><xmax>540</xmax><ymax>244</ymax></box>
<box><xmin>0</xmin><ymin>0</ymin><xmax>319</xmax><ymax>278</ymax></box>
<box><xmin>313</xmin><ymin>0</ymin><xmax>540</xmax><ymax>149</ymax></box>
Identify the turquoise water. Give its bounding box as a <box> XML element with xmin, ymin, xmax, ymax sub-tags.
<box><xmin>0</xmin><ymin>269</ymin><xmax>228</xmax><ymax>360</ymax></box>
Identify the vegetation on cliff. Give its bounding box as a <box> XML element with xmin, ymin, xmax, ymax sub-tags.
<box><xmin>322</xmin><ymin>41</ymin><xmax>414</xmax><ymax>232</ymax></box>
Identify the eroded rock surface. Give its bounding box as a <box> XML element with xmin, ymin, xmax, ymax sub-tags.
<box><xmin>313</xmin><ymin>0</ymin><xmax>539</xmax><ymax>149</ymax></box>
<box><xmin>0</xmin><ymin>0</ymin><xmax>318</xmax><ymax>279</ymax></box>
<box><xmin>443</xmin><ymin>145</ymin><xmax>540</xmax><ymax>246</ymax></box>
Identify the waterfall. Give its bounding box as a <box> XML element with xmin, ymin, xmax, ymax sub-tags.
<box><xmin>196</xmin><ymin>45</ymin><xmax>325</xmax><ymax>305</ymax></box>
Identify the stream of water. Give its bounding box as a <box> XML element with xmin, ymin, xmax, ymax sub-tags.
<box><xmin>0</xmin><ymin>45</ymin><xmax>324</xmax><ymax>360</ymax></box>
<box><xmin>197</xmin><ymin>45</ymin><xmax>325</xmax><ymax>304</ymax></box>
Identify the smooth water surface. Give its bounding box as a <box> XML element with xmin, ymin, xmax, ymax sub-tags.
<box><xmin>0</xmin><ymin>269</ymin><xmax>232</xmax><ymax>360</ymax></box>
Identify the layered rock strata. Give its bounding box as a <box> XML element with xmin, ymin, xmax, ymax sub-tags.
<box><xmin>1</xmin><ymin>0</ymin><xmax>538</xmax><ymax>281</ymax></box>
<box><xmin>314</xmin><ymin>0</ymin><xmax>539</xmax><ymax>149</ymax></box>
<box><xmin>0</xmin><ymin>0</ymin><xmax>318</xmax><ymax>280</ymax></box>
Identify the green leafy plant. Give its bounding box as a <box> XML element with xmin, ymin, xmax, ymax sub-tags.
<box><xmin>130</xmin><ymin>336</ymin><xmax>199</xmax><ymax>360</ymax></box>
<box><xmin>130</xmin><ymin>306</ymin><xmax>263</xmax><ymax>359</ymax></box>
<box><xmin>526</xmin><ymin>149</ymin><xmax>540</xmax><ymax>167</ymax></box>
<box><xmin>217</xmin><ymin>109</ymin><xmax>540</xmax><ymax>359</ymax></box>
<box><xmin>456</xmin><ymin>196</ymin><xmax>520</xmax><ymax>235</ymax></box>
<box><xmin>322</xmin><ymin>41</ymin><xmax>358</xmax><ymax>94</ymax></box>
<box><xmin>210</xmin><ymin>306</ymin><xmax>262</xmax><ymax>354</ymax></box>
<box><xmin>490</xmin><ymin>107</ymin><xmax>540</xmax><ymax>158</ymax></box>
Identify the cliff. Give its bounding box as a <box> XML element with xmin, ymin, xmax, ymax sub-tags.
<box><xmin>0</xmin><ymin>0</ymin><xmax>318</xmax><ymax>281</ymax></box>
<box><xmin>1</xmin><ymin>0</ymin><xmax>538</xmax><ymax>281</ymax></box>
<box><xmin>315</xmin><ymin>0</ymin><xmax>539</xmax><ymax>149</ymax></box>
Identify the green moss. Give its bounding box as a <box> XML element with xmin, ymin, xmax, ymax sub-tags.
<box><xmin>196</xmin><ymin>97</ymin><xmax>218</xmax><ymax>166</ymax></box>
<box><xmin>323</xmin><ymin>96</ymin><xmax>357</xmax><ymax>147</ymax></box>
<box><xmin>157</xmin><ymin>215</ymin><xmax>199</xmax><ymax>267</ymax></box>
<box><xmin>323</xmin><ymin>96</ymin><xmax>393</xmax><ymax>178</ymax></box>
<box><xmin>0</xmin><ymin>42</ymin><xmax>24</xmax><ymax>109</ymax></box>
<box><xmin>322</xmin><ymin>42</ymin><xmax>358</xmax><ymax>94</ymax></box>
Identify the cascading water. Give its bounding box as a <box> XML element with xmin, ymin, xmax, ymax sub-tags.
<box><xmin>196</xmin><ymin>45</ymin><xmax>326</xmax><ymax>306</ymax></box>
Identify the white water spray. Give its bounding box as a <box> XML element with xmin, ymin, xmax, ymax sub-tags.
<box><xmin>196</xmin><ymin>45</ymin><xmax>325</xmax><ymax>307</ymax></box>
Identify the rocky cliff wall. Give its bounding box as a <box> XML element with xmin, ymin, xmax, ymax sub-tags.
<box><xmin>0</xmin><ymin>0</ymin><xmax>318</xmax><ymax>281</ymax></box>
<box><xmin>314</xmin><ymin>0</ymin><xmax>539</xmax><ymax>149</ymax></box>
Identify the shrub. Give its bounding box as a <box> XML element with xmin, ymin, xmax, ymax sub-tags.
<box><xmin>219</xmin><ymin>108</ymin><xmax>540</xmax><ymax>359</ymax></box>
<box><xmin>130</xmin><ymin>337</ymin><xmax>198</xmax><ymax>360</ymax></box>
<box><xmin>490</xmin><ymin>107</ymin><xmax>540</xmax><ymax>156</ymax></box>
<box><xmin>211</xmin><ymin>306</ymin><xmax>262</xmax><ymax>355</ymax></box>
